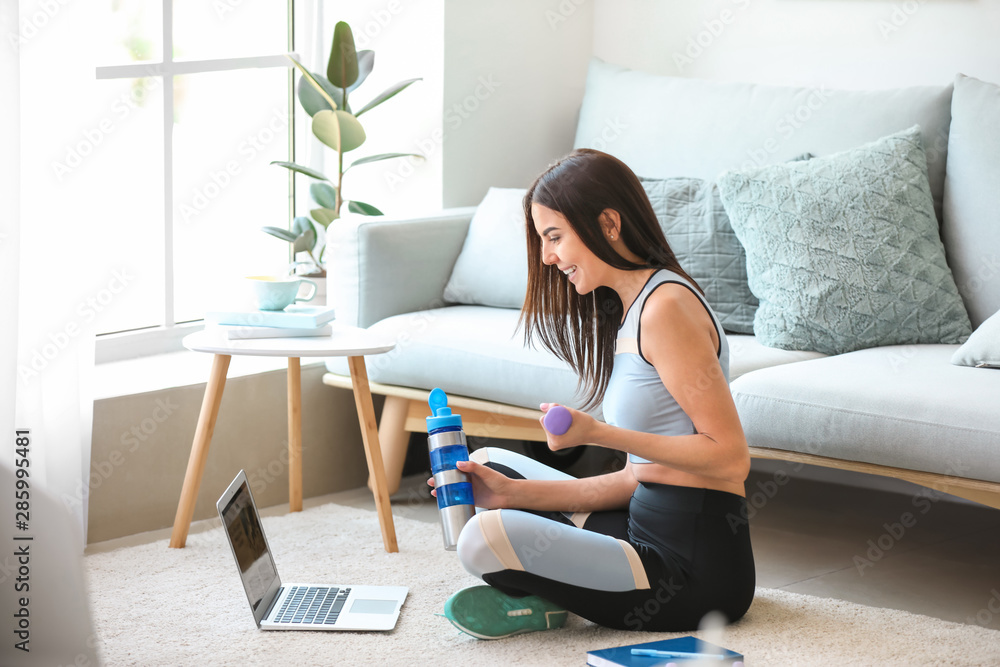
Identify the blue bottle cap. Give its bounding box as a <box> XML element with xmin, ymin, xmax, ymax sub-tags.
<box><xmin>426</xmin><ymin>387</ymin><xmax>463</xmax><ymax>431</ymax></box>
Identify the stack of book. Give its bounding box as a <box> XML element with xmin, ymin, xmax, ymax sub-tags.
<box><xmin>204</xmin><ymin>304</ymin><xmax>337</xmax><ymax>339</ymax></box>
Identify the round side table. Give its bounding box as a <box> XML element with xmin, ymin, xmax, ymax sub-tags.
<box><xmin>169</xmin><ymin>324</ymin><xmax>399</xmax><ymax>552</ymax></box>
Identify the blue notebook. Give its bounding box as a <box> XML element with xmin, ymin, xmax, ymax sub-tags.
<box><xmin>587</xmin><ymin>636</ymin><xmax>743</xmax><ymax>666</ymax></box>
<box><xmin>205</xmin><ymin>304</ymin><xmax>336</xmax><ymax>329</ymax></box>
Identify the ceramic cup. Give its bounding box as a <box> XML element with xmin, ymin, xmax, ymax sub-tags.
<box><xmin>246</xmin><ymin>275</ymin><xmax>317</xmax><ymax>311</ymax></box>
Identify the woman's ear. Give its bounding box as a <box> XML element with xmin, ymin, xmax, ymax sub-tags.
<box><xmin>600</xmin><ymin>209</ymin><xmax>622</xmax><ymax>241</ymax></box>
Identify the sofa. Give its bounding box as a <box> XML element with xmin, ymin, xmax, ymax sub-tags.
<box><xmin>324</xmin><ymin>59</ymin><xmax>1000</xmax><ymax>510</ymax></box>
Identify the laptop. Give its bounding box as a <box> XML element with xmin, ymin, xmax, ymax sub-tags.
<box><xmin>217</xmin><ymin>470</ymin><xmax>408</xmax><ymax>631</ymax></box>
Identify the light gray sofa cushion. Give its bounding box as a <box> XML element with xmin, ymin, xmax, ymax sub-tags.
<box><xmin>942</xmin><ymin>73</ymin><xmax>1000</xmax><ymax>329</ymax></box>
<box><xmin>326</xmin><ymin>306</ymin><xmax>586</xmax><ymax>411</ymax></box>
<box><xmin>641</xmin><ymin>177</ymin><xmax>757</xmax><ymax>334</ymax></box>
<box><xmin>574</xmin><ymin>59</ymin><xmax>953</xmax><ymax>221</ymax></box>
<box><xmin>718</xmin><ymin>126</ymin><xmax>972</xmax><ymax>355</ymax></box>
<box><xmin>730</xmin><ymin>345</ymin><xmax>1000</xmax><ymax>484</ymax></box>
<box><xmin>727</xmin><ymin>335</ymin><xmax>826</xmax><ymax>380</ymax></box>
<box><xmin>326</xmin><ymin>307</ymin><xmax>826</xmax><ymax>409</ymax></box>
<box><xmin>443</xmin><ymin>188</ymin><xmax>529</xmax><ymax>309</ymax></box>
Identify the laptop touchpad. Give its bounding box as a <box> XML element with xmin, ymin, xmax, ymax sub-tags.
<box><xmin>351</xmin><ymin>599</ymin><xmax>398</xmax><ymax>614</ymax></box>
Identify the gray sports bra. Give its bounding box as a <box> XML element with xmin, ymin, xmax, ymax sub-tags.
<box><xmin>601</xmin><ymin>269</ymin><xmax>730</xmax><ymax>464</ymax></box>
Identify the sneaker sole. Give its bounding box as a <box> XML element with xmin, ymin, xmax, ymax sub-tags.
<box><xmin>444</xmin><ymin>585</ymin><xmax>568</xmax><ymax>640</ymax></box>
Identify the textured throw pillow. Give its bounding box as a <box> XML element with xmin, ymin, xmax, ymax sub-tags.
<box><xmin>641</xmin><ymin>156</ymin><xmax>812</xmax><ymax>335</ymax></box>
<box><xmin>641</xmin><ymin>177</ymin><xmax>757</xmax><ymax>334</ymax></box>
<box><xmin>951</xmin><ymin>309</ymin><xmax>1000</xmax><ymax>369</ymax></box>
<box><xmin>717</xmin><ymin>125</ymin><xmax>972</xmax><ymax>355</ymax></box>
<box><xmin>444</xmin><ymin>187</ymin><xmax>528</xmax><ymax>309</ymax></box>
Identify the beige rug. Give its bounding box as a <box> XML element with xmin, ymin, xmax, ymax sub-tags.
<box><xmin>85</xmin><ymin>502</ymin><xmax>1000</xmax><ymax>666</ymax></box>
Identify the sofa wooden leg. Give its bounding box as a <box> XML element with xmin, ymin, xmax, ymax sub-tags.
<box><xmin>368</xmin><ymin>395</ymin><xmax>410</xmax><ymax>497</ymax></box>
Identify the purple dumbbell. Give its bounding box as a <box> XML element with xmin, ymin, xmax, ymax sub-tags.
<box><xmin>543</xmin><ymin>405</ymin><xmax>572</xmax><ymax>435</ymax></box>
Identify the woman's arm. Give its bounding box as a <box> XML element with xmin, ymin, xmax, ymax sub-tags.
<box><xmin>547</xmin><ymin>285</ymin><xmax>750</xmax><ymax>486</ymax></box>
<box><xmin>431</xmin><ymin>459</ymin><xmax>638</xmax><ymax>513</ymax></box>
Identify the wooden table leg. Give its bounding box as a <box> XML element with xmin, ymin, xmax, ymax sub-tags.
<box><xmin>169</xmin><ymin>354</ymin><xmax>231</xmax><ymax>548</ymax></box>
<box><xmin>367</xmin><ymin>395</ymin><xmax>410</xmax><ymax>497</ymax></box>
<box><xmin>348</xmin><ymin>356</ymin><xmax>398</xmax><ymax>553</ymax></box>
<box><xmin>288</xmin><ymin>356</ymin><xmax>302</xmax><ymax>512</ymax></box>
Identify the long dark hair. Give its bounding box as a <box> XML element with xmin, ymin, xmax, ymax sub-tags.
<box><xmin>519</xmin><ymin>149</ymin><xmax>701</xmax><ymax>411</ymax></box>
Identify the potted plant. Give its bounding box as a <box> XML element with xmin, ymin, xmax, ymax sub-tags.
<box><xmin>263</xmin><ymin>20</ymin><xmax>422</xmax><ymax>277</ymax></box>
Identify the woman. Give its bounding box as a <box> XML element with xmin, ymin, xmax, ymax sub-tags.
<box><xmin>432</xmin><ymin>149</ymin><xmax>755</xmax><ymax>639</ymax></box>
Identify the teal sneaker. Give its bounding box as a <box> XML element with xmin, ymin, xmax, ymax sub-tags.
<box><xmin>443</xmin><ymin>585</ymin><xmax>568</xmax><ymax>640</ymax></box>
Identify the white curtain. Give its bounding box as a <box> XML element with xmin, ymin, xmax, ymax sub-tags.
<box><xmin>1</xmin><ymin>4</ymin><xmax>22</xmax><ymax>456</ymax></box>
<box><xmin>5</xmin><ymin>0</ymin><xmax>98</xmax><ymax>548</ymax></box>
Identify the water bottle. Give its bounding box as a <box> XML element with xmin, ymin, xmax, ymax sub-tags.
<box><xmin>426</xmin><ymin>388</ymin><xmax>476</xmax><ymax>550</ymax></box>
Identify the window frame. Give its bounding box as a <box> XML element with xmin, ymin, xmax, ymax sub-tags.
<box><xmin>94</xmin><ymin>0</ymin><xmax>297</xmax><ymax>364</ymax></box>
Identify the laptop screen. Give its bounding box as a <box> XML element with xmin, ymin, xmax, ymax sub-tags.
<box><xmin>220</xmin><ymin>481</ymin><xmax>278</xmax><ymax>612</ymax></box>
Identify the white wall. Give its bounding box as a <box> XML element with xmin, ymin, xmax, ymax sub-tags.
<box><xmin>442</xmin><ymin>0</ymin><xmax>594</xmax><ymax>207</ymax></box>
<box><xmin>592</xmin><ymin>0</ymin><xmax>1000</xmax><ymax>89</ymax></box>
<box><xmin>313</xmin><ymin>0</ymin><xmax>445</xmax><ymax>217</ymax></box>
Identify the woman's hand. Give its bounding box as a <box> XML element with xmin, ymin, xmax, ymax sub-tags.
<box><xmin>426</xmin><ymin>459</ymin><xmax>517</xmax><ymax>510</ymax></box>
<box><xmin>539</xmin><ymin>403</ymin><xmax>596</xmax><ymax>451</ymax></box>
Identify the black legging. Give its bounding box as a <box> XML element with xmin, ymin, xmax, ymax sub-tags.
<box><xmin>457</xmin><ymin>449</ymin><xmax>755</xmax><ymax>631</ymax></box>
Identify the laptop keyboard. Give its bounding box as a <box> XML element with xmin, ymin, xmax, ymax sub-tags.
<box><xmin>273</xmin><ymin>586</ymin><xmax>351</xmax><ymax>626</ymax></box>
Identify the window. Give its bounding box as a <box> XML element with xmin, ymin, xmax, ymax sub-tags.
<box><xmin>18</xmin><ymin>0</ymin><xmax>441</xmax><ymax>364</ymax></box>
<box><xmin>92</xmin><ymin>0</ymin><xmax>293</xmax><ymax>359</ymax></box>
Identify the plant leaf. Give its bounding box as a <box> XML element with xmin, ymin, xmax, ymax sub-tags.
<box><xmin>312</xmin><ymin>109</ymin><xmax>366</xmax><ymax>153</ymax></box>
<box><xmin>286</xmin><ymin>55</ymin><xmax>337</xmax><ymax>111</ymax></box>
<box><xmin>347</xmin><ymin>50</ymin><xmax>374</xmax><ymax>92</ymax></box>
<box><xmin>292</xmin><ymin>227</ymin><xmax>316</xmax><ymax>254</ymax></box>
<box><xmin>297</xmin><ymin>73</ymin><xmax>351</xmax><ymax>116</ymax></box>
<box><xmin>348</xmin><ymin>200</ymin><xmax>384</xmax><ymax>216</ymax></box>
<box><xmin>327</xmin><ymin>21</ymin><xmax>359</xmax><ymax>88</ymax></box>
<box><xmin>347</xmin><ymin>152</ymin><xmax>423</xmax><ymax>171</ymax></box>
<box><xmin>355</xmin><ymin>78</ymin><xmax>420</xmax><ymax>117</ymax></box>
<box><xmin>270</xmin><ymin>160</ymin><xmax>330</xmax><ymax>182</ymax></box>
<box><xmin>309</xmin><ymin>182</ymin><xmax>338</xmax><ymax>209</ymax></box>
<box><xmin>310</xmin><ymin>207</ymin><xmax>339</xmax><ymax>227</ymax></box>
<box><xmin>291</xmin><ymin>216</ymin><xmax>315</xmax><ymax>236</ymax></box>
<box><xmin>261</xmin><ymin>226</ymin><xmax>298</xmax><ymax>243</ymax></box>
